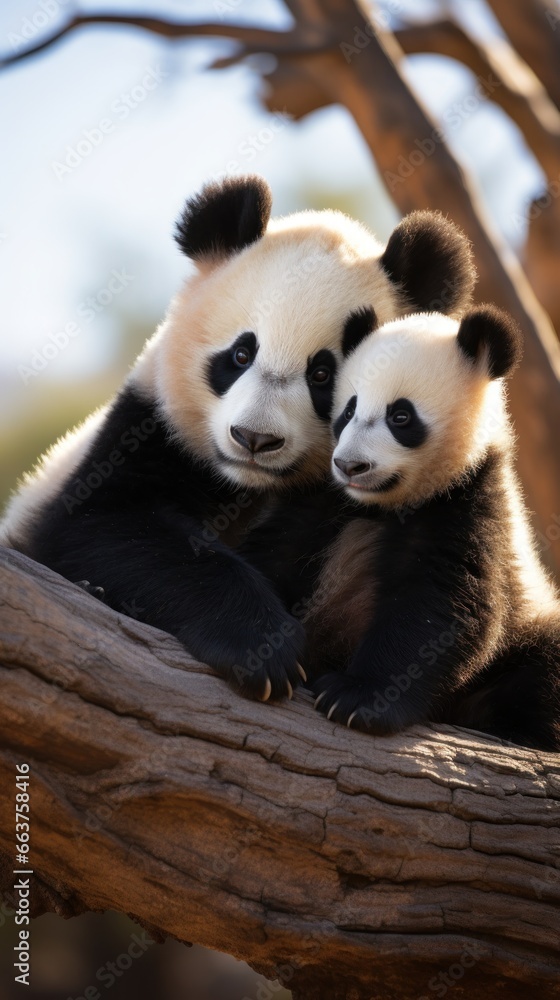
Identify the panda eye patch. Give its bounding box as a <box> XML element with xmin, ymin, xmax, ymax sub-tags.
<box><xmin>306</xmin><ymin>349</ymin><xmax>337</xmax><ymax>421</ymax></box>
<box><xmin>386</xmin><ymin>398</ymin><xmax>428</xmax><ymax>448</ymax></box>
<box><xmin>207</xmin><ymin>331</ymin><xmax>257</xmax><ymax>396</ymax></box>
<box><xmin>333</xmin><ymin>395</ymin><xmax>357</xmax><ymax>441</ymax></box>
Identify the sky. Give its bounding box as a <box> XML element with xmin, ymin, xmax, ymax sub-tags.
<box><xmin>0</xmin><ymin>0</ymin><xmax>546</xmax><ymax>402</ymax></box>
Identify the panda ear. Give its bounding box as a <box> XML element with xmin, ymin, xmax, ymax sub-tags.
<box><xmin>380</xmin><ymin>211</ymin><xmax>475</xmax><ymax>315</ymax></box>
<box><xmin>175</xmin><ymin>175</ymin><xmax>272</xmax><ymax>263</ymax></box>
<box><xmin>457</xmin><ymin>305</ymin><xmax>522</xmax><ymax>379</ymax></box>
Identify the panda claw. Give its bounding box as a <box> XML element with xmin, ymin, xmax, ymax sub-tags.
<box><xmin>260</xmin><ymin>678</ymin><xmax>272</xmax><ymax>702</ymax></box>
<box><xmin>314</xmin><ymin>691</ymin><xmax>327</xmax><ymax>709</ymax></box>
<box><xmin>327</xmin><ymin>699</ymin><xmax>340</xmax><ymax>721</ymax></box>
<box><xmin>286</xmin><ymin>681</ymin><xmax>293</xmax><ymax>700</ymax></box>
<box><xmin>347</xmin><ymin>710</ymin><xmax>358</xmax><ymax>728</ymax></box>
<box><xmin>296</xmin><ymin>662</ymin><xmax>307</xmax><ymax>682</ymax></box>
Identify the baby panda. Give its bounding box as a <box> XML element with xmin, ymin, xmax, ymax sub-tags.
<box><xmin>0</xmin><ymin>174</ymin><xmax>474</xmax><ymax>703</ymax></box>
<box><xmin>307</xmin><ymin>306</ymin><xmax>560</xmax><ymax>751</ymax></box>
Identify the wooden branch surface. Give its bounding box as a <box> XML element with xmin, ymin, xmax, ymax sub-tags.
<box><xmin>1</xmin><ymin>547</ymin><xmax>560</xmax><ymax>1000</ymax></box>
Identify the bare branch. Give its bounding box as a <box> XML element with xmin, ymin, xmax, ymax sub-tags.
<box><xmin>0</xmin><ymin>12</ymin><xmax>318</xmax><ymax>71</ymax></box>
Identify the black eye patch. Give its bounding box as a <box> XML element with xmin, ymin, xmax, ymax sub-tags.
<box><xmin>342</xmin><ymin>306</ymin><xmax>377</xmax><ymax>357</ymax></box>
<box><xmin>207</xmin><ymin>332</ymin><xmax>258</xmax><ymax>396</ymax></box>
<box><xmin>306</xmin><ymin>349</ymin><xmax>337</xmax><ymax>420</ymax></box>
<box><xmin>386</xmin><ymin>398</ymin><xmax>428</xmax><ymax>448</ymax></box>
<box><xmin>333</xmin><ymin>394</ymin><xmax>357</xmax><ymax>441</ymax></box>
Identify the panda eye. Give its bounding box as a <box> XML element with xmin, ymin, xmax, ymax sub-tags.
<box><xmin>311</xmin><ymin>366</ymin><xmax>331</xmax><ymax>385</ymax></box>
<box><xmin>233</xmin><ymin>346</ymin><xmax>251</xmax><ymax>367</ymax></box>
<box><xmin>390</xmin><ymin>409</ymin><xmax>411</xmax><ymax>426</ymax></box>
<box><xmin>344</xmin><ymin>402</ymin><xmax>356</xmax><ymax>421</ymax></box>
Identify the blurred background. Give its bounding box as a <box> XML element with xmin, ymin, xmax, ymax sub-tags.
<box><xmin>1</xmin><ymin>0</ymin><xmax>560</xmax><ymax>996</ymax></box>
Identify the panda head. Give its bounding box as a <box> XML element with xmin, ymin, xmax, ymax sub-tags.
<box><xmin>331</xmin><ymin>306</ymin><xmax>522</xmax><ymax>507</ymax></box>
<box><xmin>138</xmin><ymin>176</ymin><xmax>475</xmax><ymax>491</ymax></box>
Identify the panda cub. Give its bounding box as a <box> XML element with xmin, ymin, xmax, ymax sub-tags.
<box><xmin>308</xmin><ymin>306</ymin><xmax>560</xmax><ymax>751</ymax></box>
<box><xmin>0</xmin><ymin>175</ymin><xmax>474</xmax><ymax>704</ymax></box>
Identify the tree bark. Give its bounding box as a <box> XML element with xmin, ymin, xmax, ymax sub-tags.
<box><xmin>486</xmin><ymin>0</ymin><xmax>560</xmax><ymax>113</ymax></box>
<box><xmin>1</xmin><ymin>546</ymin><xmax>560</xmax><ymax>1000</ymax></box>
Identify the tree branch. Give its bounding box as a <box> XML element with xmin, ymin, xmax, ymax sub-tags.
<box><xmin>395</xmin><ymin>17</ymin><xmax>560</xmax><ymax>184</ymax></box>
<box><xmin>486</xmin><ymin>0</ymin><xmax>560</xmax><ymax>113</ymax></box>
<box><xmin>1</xmin><ymin>546</ymin><xmax>560</xmax><ymax>1000</ymax></box>
<box><xmin>0</xmin><ymin>13</ymin><xmax>320</xmax><ymax>70</ymax></box>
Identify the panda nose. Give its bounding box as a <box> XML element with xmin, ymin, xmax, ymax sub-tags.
<box><xmin>334</xmin><ymin>457</ymin><xmax>372</xmax><ymax>478</ymax></box>
<box><xmin>231</xmin><ymin>426</ymin><xmax>285</xmax><ymax>454</ymax></box>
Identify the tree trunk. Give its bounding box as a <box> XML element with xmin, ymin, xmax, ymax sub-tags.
<box><xmin>1</xmin><ymin>546</ymin><xmax>560</xmax><ymax>1000</ymax></box>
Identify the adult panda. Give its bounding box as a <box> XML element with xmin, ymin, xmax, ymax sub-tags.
<box><xmin>0</xmin><ymin>175</ymin><xmax>474</xmax><ymax>703</ymax></box>
<box><xmin>307</xmin><ymin>307</ymin><xmax>560</xmax><ymax>751</ymax></box>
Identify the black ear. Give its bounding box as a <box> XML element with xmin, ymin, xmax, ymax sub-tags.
<box><xmin>175</xmin><ymin>175</ymin><xmax>272</xmax><ymax>262</ymax></box>
<box><xmin>380</xmin><ymin>211</ymin><xmax>475</xmax><ymax>315</ymax></box>
<box><xmin>342</xmin><ymin>306</ymin><xmax>378</xmax><ymax>357</ymax></box>
<box><xmin>457</xmin><ymin>305</ymin><xmax>522</xmax><ymax>379</ymax></box>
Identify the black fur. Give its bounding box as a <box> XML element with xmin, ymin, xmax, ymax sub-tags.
<box><xmin>21</xmin><ymin>386</ymin><xmax>304</xmax><ymax>702</ymax></box>
<box><xmin>207</xmin><ymin>332</ymin><xmax>258</xmax><ymax>396</ymax></box>
<box><xmin>386</xmin><ymin>398</ymin><xmax>428</xmax><ymax>448</ymax></box>
<box><xmin>380</xmin><ymin>211</ymin><xmax>475</xmax><ymax>315</ymax></box>
<box><xmin>238</xmin><ymin>482</ymin><xmax>351</xmax><ymax>614</ymax></box>
<box><xmin>342</xmin><ymin>307</ymin><xmax>377</xmax><ymax>357</ymax></box>
<box><xmin>333</xmin><ymin>396</ymin><xmax>357</xmax><ymax>441</ymax></box>
<box><xmin>175</xmin><ymin>175</ymin><xmax>272</xmax><ymax>261</ymax></box>
<box><xmin>308</xmin><ymin>448</ymin><xmax>560</xmax><ymax>751</ymax></box>
<box><xmin>457</xmin><ymin>305</ymin><xmax>522</xmax><ymax>379</ymax></box>
<box><xmin>306</xmin><ymin>349</ymin><xmax>337</xmax><ymax>420</ymax></box>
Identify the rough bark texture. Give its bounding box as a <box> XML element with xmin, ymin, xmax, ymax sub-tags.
<box><xmin>1</xmin><ymin>546</ymin><xmax>560</xmax><ymax>1000</ymax></box>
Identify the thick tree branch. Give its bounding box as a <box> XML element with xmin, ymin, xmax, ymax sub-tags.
<box><xmin>395</xmin><ymin>18</ymin><xmax>560</xmax><ymax>184</ymax></box>
<box><xmin>486</xmin><ymin>0</ymin><xmax>560</xmax><ymax>113</ymax></box>
<box><xmin>1</xmin><ymin>546</ymin><xmax>560</xmax><ymax>1000</ymax></box>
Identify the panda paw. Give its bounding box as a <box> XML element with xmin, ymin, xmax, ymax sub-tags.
<box><xmin>312</xmin><ymin>673</ymin><xmax>413</xmax><ymax>734</ymax></box>
<box><xmin>224</xmin><ymin>616</ymin><xmax>307</xmax><ymax>703</ymax></box>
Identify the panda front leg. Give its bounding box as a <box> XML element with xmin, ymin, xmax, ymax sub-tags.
<box><xmin>312</xmin><ymin>583</ymin><xmax>479</xmax><ymax>733</ymax></box>
<box><xmin>40</xmin><ymin>512</ymin><xmax>305</xmax><ymax>702</ymax></box>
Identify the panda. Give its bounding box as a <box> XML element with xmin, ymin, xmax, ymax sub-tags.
<box><xmin>306</xmin><ymin>305</ymin><xmax>560</xmax><ymax>751</ymax></box>
<box><xmin>0</xmin><ymin>174</ymin><xmax>475</xmax><ymax>704</ymax></box>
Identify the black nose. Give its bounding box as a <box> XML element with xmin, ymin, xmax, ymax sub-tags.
<box><xmin>334</xmin><ymin>457</ymin><xmax>372</xmax><ymax>478</ymax></box>
<box><xmin>231</xmin><ymin>426</ymin><xmax>285</xmax><ymax>454</ymax></box>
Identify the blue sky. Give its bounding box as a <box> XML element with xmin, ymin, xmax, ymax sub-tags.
<box><xmin>0</xmin><ymin>0</ymin><xmax>545</xmax><ymax>398</ymax></box>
